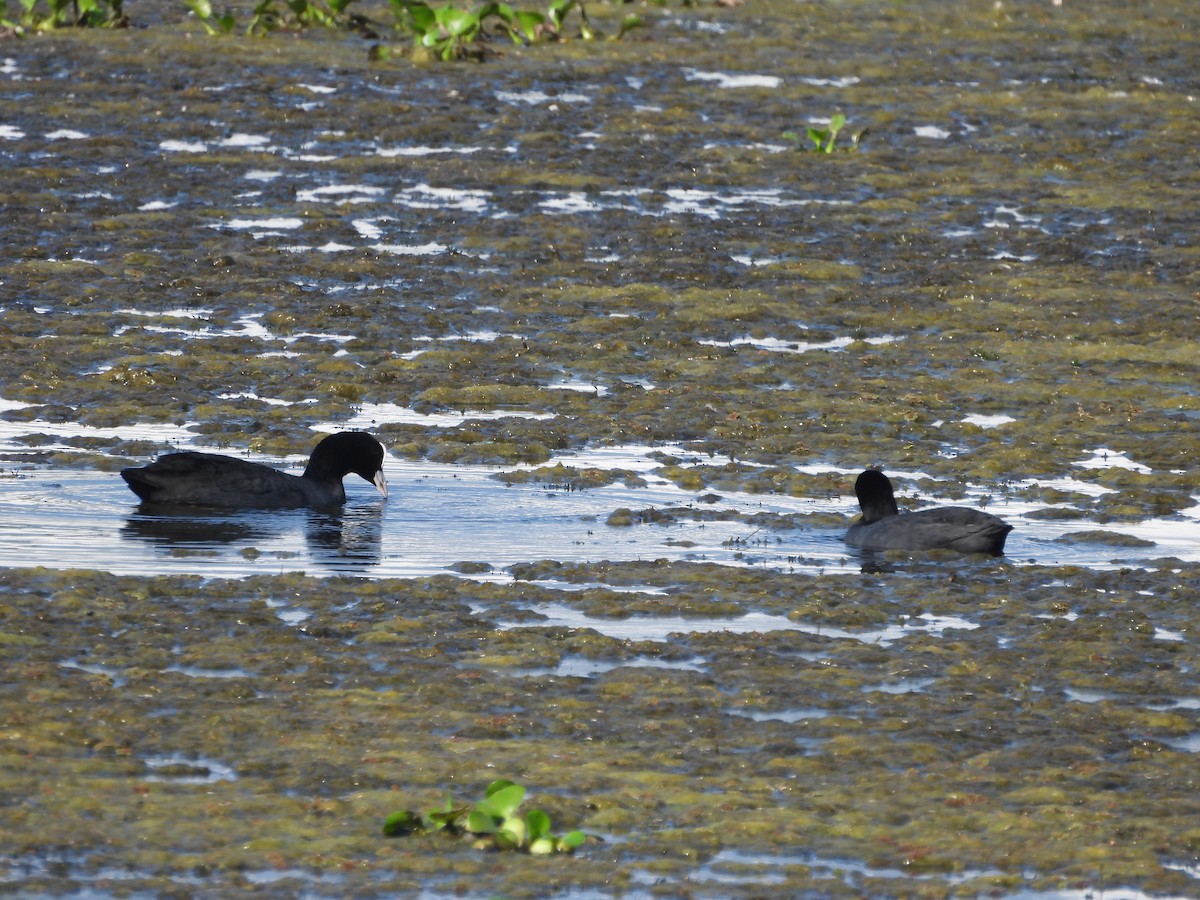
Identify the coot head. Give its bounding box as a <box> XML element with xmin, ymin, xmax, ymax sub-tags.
<box><xmin>854</xmin><ymin>469</ymin><xmax>900</xmax><ymax>524</ymax></box>
<box><xmin>305</xmin><ymin>432</ymin><xmax>388</xmax><ymax>498</ymax></box>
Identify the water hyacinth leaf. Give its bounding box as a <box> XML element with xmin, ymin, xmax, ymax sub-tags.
<box><xmin>466</xmin><ymin>809</ymin><xmax>499</xmax><ymax>834</ymax></box>
<box><xmin>547</xmin><ymin>0</ymin><xmax>573</xmax><ymax>29</ymax></box>
<box><xmin>485</xmin><ymin>778</ymin><xmax>518</xmax><ymax>798</ymax></box>
<box><xmin>526</xmin><ymin>808</ymin><xmax>551</xmax><ymax>841</ymax></box>
<box><xmin>528</xmin><ymin>837</ymin><xmax>556</xmax><ymax>855</ymax></box>
<box><xmin>494</xmin><ymin>829</ymin><xmax>520</xmax><ymax>851</ymax></box>
<box><xmin>501</xmin><ymin>814</ymin><xmax>527</xmax><ymax>846</ymax></box>
<box><xmin>559</xmin><ymin>830</ymin><xmax>586</xmax><ymax>850</ymax></box>
<box><xmin>403</xmin><ymin>0</ymin><xmax>436</xmax><ymax>32</ymax></box>
<box><xmin>437</xmin><ymin>6</ymin><xmax>475</xmax><ymax>36</ymax></box>
<box><xmin>512</xmin><ymin>9</ymin><xmax>542</xmax><ymax>38</ymax></box>
<box><xmin>477</xmin><ymin>782</ymin><xmax>525</xmax><ymax>819</ymax></box>
<box><xmin>185</xmin><ymin>0</ymin><xmax>213</xmax><ymax>16</ymax></box>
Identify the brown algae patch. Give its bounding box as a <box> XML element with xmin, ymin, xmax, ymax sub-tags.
<box><xmin>2</xmin><ymin>563</ymin><xmax>1200</xmax><ymax>895</ymax></box>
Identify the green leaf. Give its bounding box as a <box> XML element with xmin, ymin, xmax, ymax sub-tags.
<box><xmin>546</xmin><ymin>0</ymin><xmax>573</xmax><ymax>28</ymax></box>
<box><xmin>184</xmin><ymin>0</ymin><xmax>213</xmax><ymax>19</ymax></box>
<box><xmin>476</xmin><ymin>782</ymin><xmax>525</xmax><ymax>819</ymax></box>
<box><xmin>485</xmin><ymin>778</ymin><xmax>520</xmax><ymax>800</ymax></box>
<box><xmin>501</xmin><ymin>814</ymin><xmax>527</xmax><ymax>846</ymax></box>
<box><xmin>806</xmin><ymin>126</ymin><xmax>826</xmax><ymax>151</ymax></box>
<box><xmin>559</xmin><ymin>829</ymin><xmax>586</xmax><ymax>850</ymax></box>
<box><xmin>495</xmin><ymin>828</ymin><xmax>521</xmax><ymax>851</ymax></box>
<box><xmin>525</xmin><ymin>808</ymin><xmax>551</xmax><ymax>841</ymax></box>
<box><xmin>441</xmin><ymin>7</ymin><xmax>477</xmax><ymax>37</ymax></box>
<box><xmin>528</xmin><ymin>836</ymin><xmax>556</xmax><ymax>855</ymax></box>
<box><xmin>513</xmin><ymin>9</ymin><xmax>543</xmax><ymax>38</ymax></box>
<box><xmin>466</xmin><ymin>809</ymin><xmax>499</xmax><ymax>834</ymax></box>
<box><xmin>403</xmin><ymin>0</ymin><xmax>436</xmax><ymax>32</ymax></box>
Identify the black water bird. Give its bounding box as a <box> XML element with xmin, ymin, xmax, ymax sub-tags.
<box><xmin>845</xmin><ymin>469</ymin><xmax>1012</xmax><ymax>556</ymax></box>
<box><xmin>121</xmin><ymin>432</ymin><xmax>388</xmax><ymax>508</ymax></box>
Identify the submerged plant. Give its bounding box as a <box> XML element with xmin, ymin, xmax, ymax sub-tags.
<box><xmin>383</xmin><ymin>779</ymin><xmax>587</xmax><ymax>854</ymax></box>
<box><xmin>784</xmin><ymin>114</ymin><xmax>866</xmax><ymax>153</ymax></box>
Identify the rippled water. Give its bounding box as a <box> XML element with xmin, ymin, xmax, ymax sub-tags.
<box><xmin>2</xmin><ymin>426</ymin><xmax>1197</xmax><ymax>581</ymax></box>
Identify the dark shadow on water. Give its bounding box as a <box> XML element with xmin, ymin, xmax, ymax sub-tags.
<box><xmin>121</xmin><ymin>505</ymin><xmax>274</xmax><ymax>545</ymax></box>
<box><xmin>120</xmin><ymin>502</ymin><xmax>384</xmax><ymax>569</ymax></box>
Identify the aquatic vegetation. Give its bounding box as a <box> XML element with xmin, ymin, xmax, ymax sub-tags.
<box><xmin>783</xmin><ymin>114</ymin><xmax>866</xmax><ymax>153</ymax></box>
<box><xmin>384</xmin><ymin>779</ymin><xmax>586</xmax><ymax>854</ymax></box>
<box><xmin>379</xmin><ymin>0</ymin><xmax>641</xmax><ymax>60</ymax></box>
<box><xmin>1</xmin><ymin>0</ymin><xmax>126</xmax><ymax>30</ymax></box>
<box><xmin>386</xmin><ymin>0</ymin><xmax>505</xmax><ymax>61</ymax></box>
<box><xmin>178</xmin><ymin>0</ymin><xmax>639</xmax><ymax>49</ymax></box>
<box><xmin>183</xmin><ymin>0</ymin><xmax>374</xmax><ymax>34</ymax></box>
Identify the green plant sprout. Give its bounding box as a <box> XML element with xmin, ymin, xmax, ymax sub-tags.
<box><xmin>783</xmin><ymin>114</ymin><xmax>866</xmax><ymax>153</ymax></box>
<box><xmin>383</xmin><ymin>779</ymin><xmax>587</xmax><ymax>854</ymax></box>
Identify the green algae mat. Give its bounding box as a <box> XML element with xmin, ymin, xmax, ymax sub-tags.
<box><xmin>2</xmin><ymin>0</ymin><xmax>1199</xmax><ymax>895</ymax></box>
<box><xmin>2</xmin><ymin>564</ymin><xmax>1199</xmax><ymax>896</ymax></box>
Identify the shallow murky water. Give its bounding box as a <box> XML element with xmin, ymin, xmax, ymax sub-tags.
<box><xmin>4</xmin><ymin>430</ymin><xmax>1198</xmax><ymax>581</ymax></box>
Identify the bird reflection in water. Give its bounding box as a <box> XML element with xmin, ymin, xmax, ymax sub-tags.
<box><xmin>120</xmin><ymin>502</ymin><xmax>384</xmax><ymax>569</ymax></box>
<box><xmin>304</xmin><ymin>504</ymin><xmax>383</xmax><ymax>566</ymax></box>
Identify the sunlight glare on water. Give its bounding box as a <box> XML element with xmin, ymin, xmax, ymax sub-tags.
<box><xmin>2</xmin><ymin>424</ymin><xmax>1199</xmax><ymax>583</ymax></box>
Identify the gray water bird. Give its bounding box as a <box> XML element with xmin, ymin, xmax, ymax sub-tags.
<box><xmin>845</xmin><ymin>469</ymin><xmax>1011</xmax><ymax>555</ymax></box>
